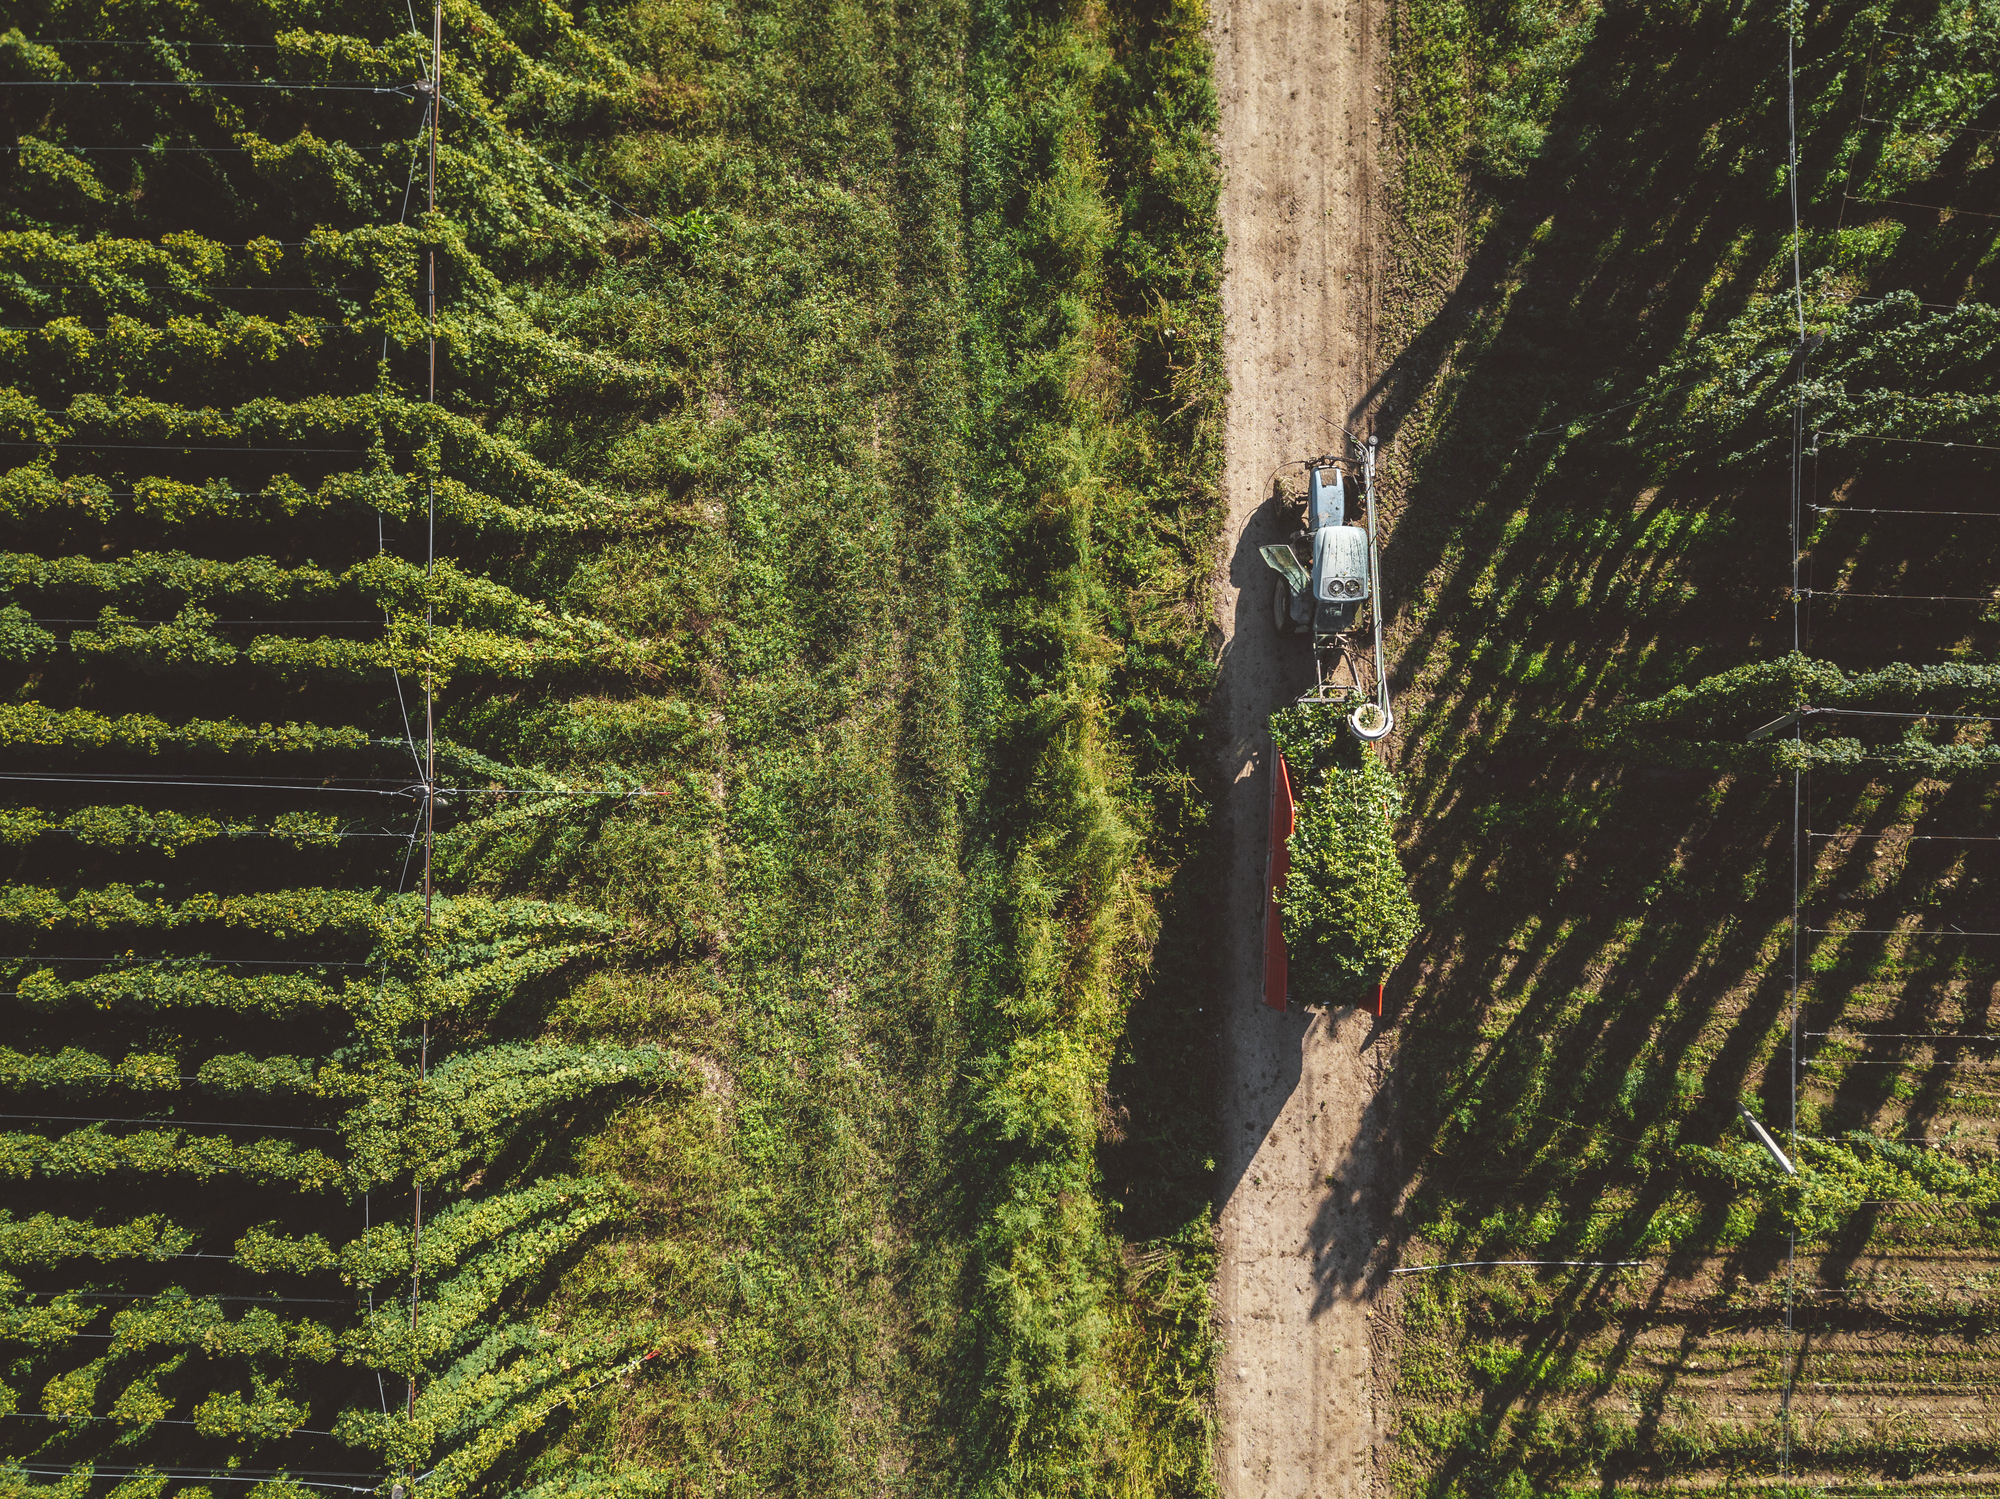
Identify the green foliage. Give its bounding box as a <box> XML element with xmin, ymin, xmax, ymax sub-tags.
<box><xmin>0</xmin><ymin>804</ymin><xmax>350</xmax><ymax>853</ymax></box>
<box><xmin>341</xmin><ymin>1044</ymin><xmax>678</xmax><ymax>1190</ymax></box>
<box><xmin>1470</xmin><ymin>0</ymin><xmax>1599</xmax><ymax>185</ymax></box>
<box><xmin>233</xmin><ymin>1225</ymin><xmax>338</xmax><ymax>1276</ymax></box>
<box><xmin>0</xmin><ymin>1127</ymin><xmax>343</xmax><ymax>1192</ymax></box>
<box><xmin>5</xmin><ymin>607</ymin><xmax>666</xmax><ymax>688</ymax></box>
<box><xmin>0</xmin><ymin>0</ymin><xmax>687</xmax><ymax>1488</ymax></box>
<box><xmin>1381</xmin><ymin>0</ymin><xmax>2000</xmax><ymax>1488</ymax></box>
<box><xmin>1686</xmin><ymin>1128</ymin><xmax>2000</xmax><ymax>1241</ymax></box>
<box><xmin>954</xmin><ymin>0</ymin><xmax>1226</xmax><ymax>1489</ymax></box>
<box><xmin>1270</xmin><ymin>707</ymin><xmax>1421</xmax><ymax>1002</ymax></box>
<box><xmin>1599</xmin><ymin>652</ymin><xmax>2000</xmax><ymax>774</ymax></box>
<box><xmin>0</xmin><ymin>1212</ymin><xmax>192</xmax><ymax>1266</ymax></box>
<box><xmin>1632</xmin><ymin>292</ymin><xmax>2000</xmax><ymax>474</ymax></box>
<box><xmin>0</xmin><ymin>602</ymin><xmax>55</xmax><ymax>662</ymax></box>
<box><xmin>0</xmin><ymin>1047</ymin><xmax>177</xmax><ymax>1092</ymax></box>
<box><xmin>0</xmin><ymin>703</ymin><xmax>374</xmax><ymax>761</ymax></box>
<box><xmin>0</xmin><ymin>0</ymin><xmax>1227</xmax><ymax>1490</ymax></box>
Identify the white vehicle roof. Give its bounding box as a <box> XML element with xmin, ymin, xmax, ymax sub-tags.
<box><xmin>1311</xmin><ymin>525</ymin><xmax>1370</xmax><ymax>603</ymax></box>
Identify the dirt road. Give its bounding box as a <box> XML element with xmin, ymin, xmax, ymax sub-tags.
<box><xmin>1208</xmin><ymin>0</ymin><xmax>1391</xmax><ymax>1495</ymax></box>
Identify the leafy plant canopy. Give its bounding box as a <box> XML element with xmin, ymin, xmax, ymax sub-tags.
<box><xmin>1269</xmin><ymin>706</ymin><xmax>1419</xmax><ymax>1006</ymax></box>
<box><xmin>0</xmin><ymin>0</ymin><xmax>1230</xmax><ymax>1496</ymax></box>
<box><xmin>1380</xmin><ymin>0</ymin><xmax>2000</xmax><ymax>1490</ymax></box>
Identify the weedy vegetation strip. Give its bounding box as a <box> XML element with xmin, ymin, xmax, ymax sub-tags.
<box><xmin>950</xmin><ymin>0</ymin><xmax>1224</xmax><ymax>1490</ymax></box>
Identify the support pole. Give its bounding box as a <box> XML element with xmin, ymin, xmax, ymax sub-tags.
<box><xmin>1363</xmin><ymin>436</ymin><xmax>1386</xmax><ymax>721</ymax></box>
<box><xmin>408</xmin><ymin>0</ymin><xmax>442</xmax><ymax>1428</ymax></box>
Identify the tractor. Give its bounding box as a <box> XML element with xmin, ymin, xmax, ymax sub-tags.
<box><xmin>1259</xmin><ymin>435</ymin><xmax>1392</xmax><ymax>742</ymax></box>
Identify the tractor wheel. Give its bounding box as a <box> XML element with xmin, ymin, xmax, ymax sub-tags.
<box><xmin>1272</xmin><ymin>578</ymin><xmax>1292</xmax><ymax>634</ymax></box>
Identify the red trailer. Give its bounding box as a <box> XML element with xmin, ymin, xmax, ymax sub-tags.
<box><xmin>1262</xmin><ymin>749</ymin><xmax>1387</xmax><ymax>1019</ymax></box>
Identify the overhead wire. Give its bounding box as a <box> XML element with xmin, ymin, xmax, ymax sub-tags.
<box><xmin>1809</xmin><ymin>707</ymin><xmax>2000</xmax><ymax>723</ymax></box>
<box><xmin>0</xmin><ymin>281</ymin><xmax>368</xmax><ymax>290</ymax></box>
<box><xmin>3</xmin><ymin>144</ymin><xmax>399</xmax><ymax>154</ymax></box>
<box><xmin>1392</xmin><ymin>1260</ymin><xmax>1652</xmax><ymax>1274</ymax></box>
<box><xmin>1843</xmin><ymin>195</ymin><xmax>2000</xmax><ymax>220</ymax></box>
<box><xmin>0</xmin><ymin>1113</ymin><xmax>335</xmax><ymax>1131</ymax></box>
<box><xmin>0</xmin><ymin>774</ymin><xmax>412</xmax><ymax>795</ymax></box>
<box><xmin>1856</xmin><ymin>114</ymin><xmax>2000</xmax><ymax>139</ymax></box>
<box><xmin>0</xmin><ymin>441</ymin><xmax>367</xmax><ymax>452</ymax></box>
<box><xmin>1781</xmin><ymin>11</ymin><xmax>1805</xmax><ymax>1477</ymax></box>
<box><xmin>18</xmin><ymin>1070</ymin><xmax>372</xmax><ymax>1085</ymax></box>
<box><xmin>0</xmin><ymin>955</ymin><xmax>374</xmax><ymax>966</ymax></box>
<box><xmin>1818</xmin><ymin>431</ymin><xmax>2000</xmax><ymax>452</ymax></box>
<box><xmin>1805</xmin><ymin>925</ymin><xmax>2000</xmax><ymax>937</ymax></box>
<box><xmin>1794</xmin><ymin>588</ymin><xmax>1995</xmax><ymax>602</ymax></box>
<box><xmin>0</xmin><ymin>326</ymin><xmax>374</xmax><ymax>335</ymax></box>
<box><xmin>12</xmin><ymin>1291</ymin><xmax>351</xmax><ymax>1302</ymax></box>
<box><xmin>1811</xmin><ymin>503</ymin><xmax>2000</xmax><ymax>517</ymax></box>
<box><xmin>0</xmin><ymin>79</ymin><xmax>415</xmax><ymax>93</ymax></box>
<box><xmin>4</xmin><ymin>1469</ymin><xmax>374</xmax><ymax>1494</ymax></box>
<box><xmin>0</xmin><ymin>1413</ymin><xmax>342</xmax><ymax>1436</ymax></box>
<box><xmin>24</xmin><ymin>827</ymin><xmax>412</xmax><ymax>841</ymax></box>
<box><xmin>23</xmin><ymin>37</ymin><xmax>356</xmax><ymax>48</ymax></box>
<box><xmin>1806</xmin><ymin>1031</ymin><xmax>2000</xmax><ymax>1040</ymax></box>
<box><xmin>1807</xmin><ymin>830</ymin><xmax>2000</xmax><ymax>841</ymax></box>
<box><xmin>1805</xmin><ymin>1059</ymin><xmax>2000</xmax><ymax>1068</ymax></box>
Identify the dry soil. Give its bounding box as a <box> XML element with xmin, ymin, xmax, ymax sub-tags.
<box><xmin>1209</xmin><ymin>0</ymin><xmax>1393</xmax><ymax>1494</ymax></box>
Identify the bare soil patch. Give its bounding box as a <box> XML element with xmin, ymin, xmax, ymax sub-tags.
<box><xmin>1208</xmin><ymin>0</ymin><xmax>1392</xmax><ymax>1493</ymax></box>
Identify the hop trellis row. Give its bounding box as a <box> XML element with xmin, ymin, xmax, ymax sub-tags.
<box><xmin>0</xmin><ymin>6</ymin><xmax>690</xmax><ymax>1497</ymax></box>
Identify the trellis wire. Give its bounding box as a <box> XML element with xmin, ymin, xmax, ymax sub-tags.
<box><xmin>0</xmin><ymin>15</ymin><xmax>671</xmax><ymax>1488</ymax></box>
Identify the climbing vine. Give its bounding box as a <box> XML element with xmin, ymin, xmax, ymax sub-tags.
<box><xmin>1597</xmin><ymin>653</ymin><xmax>2000</xmax><ymax>775</ymax></box>
<box><xmin>0</xmin><ymin>4</ymin><xmax>683</xmax><ymax>1496</ymax></box>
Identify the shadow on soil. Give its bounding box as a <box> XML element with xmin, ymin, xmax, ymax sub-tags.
<box><xmin>1343</xmin><ymin>0</ymin><xmax>2000</xmax><ymax>1488</ymax></box>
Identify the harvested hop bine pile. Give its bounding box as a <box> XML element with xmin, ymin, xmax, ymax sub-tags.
<box><xmin>1269</xmin><ymin>705</ymin><xmax>1419</xmax><ymax>1005</ymax></box>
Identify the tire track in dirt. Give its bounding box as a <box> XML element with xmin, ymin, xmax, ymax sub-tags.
<box><xmin>1209</xmin><ymin>0</ymin><xmax>1389</xmax><ymax>1495</ymax></box>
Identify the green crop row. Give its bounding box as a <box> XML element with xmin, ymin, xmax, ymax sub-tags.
<box><xmin>0</xmin><ymin>0</ymin><xmax>702</xmax><ymax>1491</ymax></box>
<box><xmin>1382</xmin><ymin>0</ymin><xmax>2000</xmax><ymax>1492</ymax></box>
<box><xmin>3</xmin><ymin>3</ymin><xmax>1230</xmax><ymax>1495</ymax></box>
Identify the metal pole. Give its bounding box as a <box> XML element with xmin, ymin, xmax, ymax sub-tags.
<box><xmin>408</xmin><ymin>0</ymin><xmax>442</xmax><ymax>1427</ymax></box>
<box><xmin>1363</xmin><ymin>437</ymin><xmax>1387</xmax><ymax>717</ymax></box>
<box><xmin>1781</xmin><ymin>22</ymin><xmax>1804</xmax><ymax>1477</ymax></box>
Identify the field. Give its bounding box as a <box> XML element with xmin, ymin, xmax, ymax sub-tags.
<box><xmin>0</xmin><ymin>2</ymin><xmax>1225</xmax><ymax>1496</ymax></box>
<box><xmin>1378</xmin><ymin>0</ymin><xmax>2000</xmax><ymax>1492</ymax></box>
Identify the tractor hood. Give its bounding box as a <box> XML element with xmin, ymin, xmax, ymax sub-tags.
<box><xmin>1311</xmin><ymin>525</ymin><xmax>1370</xmax><ymax>603</ymax></box>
